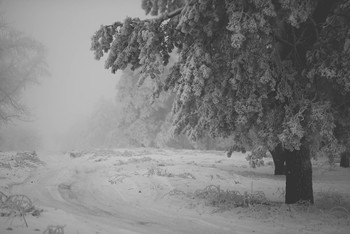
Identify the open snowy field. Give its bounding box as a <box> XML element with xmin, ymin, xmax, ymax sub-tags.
<box><xmin>1</xmin><ymin>149</ymin><xmax>349</xmax><ymax>234</ymax></box>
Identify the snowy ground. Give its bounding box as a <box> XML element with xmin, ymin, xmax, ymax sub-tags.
<box><xmin>0</xmin><ymin>149</ymin><xmax>349</xmax><ymax>234</ymax></box>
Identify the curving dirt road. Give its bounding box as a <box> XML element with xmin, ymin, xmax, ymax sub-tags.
<box><xmin>5</xmin><ymin>149</ymin><xmax>349</xmax><ymax>234</ymax></box>
<box><xmin>8</xmin><ymin>151</ymin><xmax>261</xmax><ymax>234</ymax></box>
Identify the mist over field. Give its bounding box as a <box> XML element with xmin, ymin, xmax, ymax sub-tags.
<box><xmin>1</xmin><ymin>0</ymin><xmax>145</xmax><ymax>150</ymax></box>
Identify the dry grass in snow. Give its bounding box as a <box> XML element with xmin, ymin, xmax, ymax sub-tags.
<box><xmin>0</xmin><ymin>148</ymin><xmax>349</xmax><ymax>234</ymax></box>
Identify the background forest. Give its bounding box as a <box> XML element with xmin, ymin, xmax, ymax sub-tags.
<box><xmin>63</xmin><ymin>66</ymin><xmax>233</xmax><ymax>151</ymax></box>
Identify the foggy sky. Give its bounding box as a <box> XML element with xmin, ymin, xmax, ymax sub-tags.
<box><xmin>2</xmin><ymin>0</ymin><xmax>145</xmax><ymax>148</ymax></box>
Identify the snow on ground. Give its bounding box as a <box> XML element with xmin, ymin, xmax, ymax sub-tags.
<box><xmin>0</xmin><ymin>149</ymin><xmax>349</xmax><ymax>234</ymax></box>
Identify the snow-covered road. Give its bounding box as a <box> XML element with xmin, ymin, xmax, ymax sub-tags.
<box><xmin>1</xmin><ymin>149</ymin><xmax>349</xmax><ymax>234</ymax></box>
<box><xmin>5</xmin><ymin>151</ymin><xmax>251</xmax><ymax>233</ymax></box>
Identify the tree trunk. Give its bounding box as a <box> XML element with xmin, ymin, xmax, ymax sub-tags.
<box><xmin>271</xmin><ymin>144</ymin><xmax>286</xmax><ymax>175</ymax></box>
<box><xmin>285</xmin><ymin>145</ymin><xmax>314</xmax><ymax>204</ymax></box>
<box><xmin>340</xmin><ymin>152</ymin><xmax>350</xmax><ymax>168</ymax></box>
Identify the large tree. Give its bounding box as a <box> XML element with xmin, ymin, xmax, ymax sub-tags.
<box><xmin>0</xmin><ymin>21</ymin><xmax>47</xmax><ymax>125</ymax></box>
<box><xmin>91</xmin><ymin>0</ymin><xmax>350</xmax><ymax>204</ymax></box>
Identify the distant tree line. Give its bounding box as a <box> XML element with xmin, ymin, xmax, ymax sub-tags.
<box><xmin>66</xmin><ymin>66</ymin><xmax>232</xmax><ymax>150</ymax></box>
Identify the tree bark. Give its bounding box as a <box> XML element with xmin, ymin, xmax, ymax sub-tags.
<box><xmin>340</xmin><ymin>152</ymin><xmax>350</xmax><ymax>168</ymax></box>
<box><xmin>270</xmin><ymin>144</ymin><xmax>286</xmax><ymax>175</ymax></box>
<box><xmin>285</xmin><ymin>145</ymin><xmax>314</xmax><ymax>204</ymax></box>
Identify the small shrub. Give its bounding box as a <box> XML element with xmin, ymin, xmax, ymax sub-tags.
<box><xmin>108</xmin><ymin>174</ymin><xmax>130</xmax><ymax>184</ymax></box>
<box><xmin>43</xmin><ymin>225</ymin><xmax>65</xmax><ymax>234</ymax></box>
<box><xmin>191</xmin><ymin>185</ymin><xmax>269</xmax><ymax>212</ymax></box>
<box><xmin>13</xmin><ymin>151</ymin><xmax>45</xmax><ymax>168</ymax></box>
<box><xmin>177</xmin><ymin>172</ymin><xmax>196</xmax><ymax>179</ymax></box>
<box><xmin>0</xmin><ymin>191</ymin><xmax>42</xmax><ymax>227</ymax></box>
<box><xmin>127</xmin><ymin>157</ymin><xmax>152</xmax><ymax>164</ymax></box>
<box><xmin>0</xmin><ymin>162</ymin><xmax>12</xmax><ymax>169</ymax></box>
<box><xmin>249</xmin><ymin>158</ymin><xmax>264</xmax><ymax>168</ymax></box>
<box><xmin>1</xmin><ymin>193</ymin><xmax>33</xmax><ymax>227</ymax></box>
<box><xmin>69</xmin><ymin>152</ymin><xmax>84</xmax><ymax>158</ymax></box>
<box><xmin>315</xmin><ymin>190</ymin><xmax>345</xmax><ymax>209</ymax></box>
<box><xmin>146</xmin><ymin>166</ymin><xmax>174</xmax><ymax>177</ymax></box>
<box><xmin>328</xmin><ymin>206</ymin><xmax>350</xmax><ymax>219</ymax></box>
<box><xmin>121</xmin><ymin>150</ymin><xmax>133</xmax><ymax>157</ymax></box>
<box><xmin>161</xmin><ymin>189</ymin><xmax>187</xmax><ymax>199</ymax></box>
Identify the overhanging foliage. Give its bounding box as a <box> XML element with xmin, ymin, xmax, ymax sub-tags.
<box><xmin>91</xmin><ymin>0</ymin><xmax>350</xmax><ymax>158</ymax></box>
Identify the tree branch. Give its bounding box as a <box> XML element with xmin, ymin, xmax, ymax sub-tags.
<box><xmin>105</xmin><ymin>7</ymin><xmax>184</xmax><ymax>28</ymax></box>
<box><xmin>162</xmin><ymin>7</ymin><xmax>183</xmax><ymax>20</ymax></box>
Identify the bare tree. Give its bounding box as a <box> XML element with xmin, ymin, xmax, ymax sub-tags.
<box><xmin>0</xmin><ymin>19</ymin><xmax>48</xmax><ymax>125</ymax></box>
